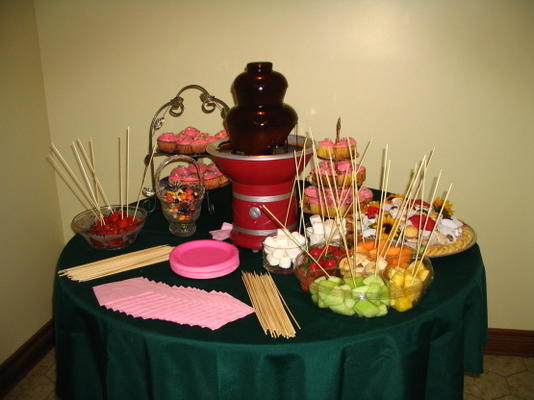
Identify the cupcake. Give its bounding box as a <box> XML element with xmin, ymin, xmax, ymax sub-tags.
<box><xmin>316</xmin><ymin>138</ymin><xmax>335</xmax><ymax>159</ymax></box>
<box><xmin>312</xmin><ymin>160</ymin><xmax>366</xmax><ymax>188</ymax></box>
<box><xmin>175</xmin><ymin>135</ymin><xmax>194</xmax><ymax>154</ymax></box>
<box><xmin>157</xmin><ymin>132</ymin><xmax>177</xmax><ymax>153</ymax></box>
<box><xmin>333</xmin><ymin>137</ymin><xmax>357</xmax><ymax>159</ymax></box>
<box><xmin>191</xmin><ymin>132</ymin><xmax>210</xmax><ymax>154</ymax></box>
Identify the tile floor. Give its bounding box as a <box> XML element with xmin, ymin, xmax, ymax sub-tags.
<box><xmin>4</xmin><ymin>349</ymin><xmax>534</xmax><ymax>399</ymax></box>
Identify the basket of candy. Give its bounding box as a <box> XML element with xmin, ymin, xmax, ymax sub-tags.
<box><xmin>155</xmin><ymin>155</ymin><xmax>205</xmax><ymax>237</ymax></box>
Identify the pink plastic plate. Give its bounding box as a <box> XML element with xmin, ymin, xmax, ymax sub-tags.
<box><xmin>169</xmin><ymin>240</ymin><xmax>239</xmax><ymax>279</ymax></box>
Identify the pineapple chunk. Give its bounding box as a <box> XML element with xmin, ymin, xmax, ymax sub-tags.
<box><xmin>391</xmin><ymin>296</ymin><xmax>413</xmax><ymax>312</ymax></box>
<box><xmin>390</xmin><ymin>271</ymin><xmax>405</xmax><ymax>287</ymax></box>
<box><xmin>404</xmin><ymin>274</ymin><xmax>422</xmax><ymax>288</ymax></box>
<box><xmin>417</xmin><ymin>267</ymin><xmax>430</xmax><ymax>282</ymax></box>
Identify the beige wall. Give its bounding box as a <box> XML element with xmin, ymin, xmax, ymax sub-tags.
<box><xmin>1</xmin><ymin>0</ymin><xmax>532</xmax><ymax>363</ymax></box>
<box><xmin>0</xmin><ymin>0</ymin><xmax>63</xmax><ymax>363</ymax></box>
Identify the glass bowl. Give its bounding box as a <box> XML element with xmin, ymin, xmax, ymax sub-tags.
<box><xmin>384</xmin><ymin>257</ymin><xmax>434</xmax><ymax>312</ymax></box>
<box><xmin>262</xmin><ymin>232</ymin><xmax>305</xmax><ymax>274</ymax></box>
<box><xmin>72</xmin><ymin>205</ymin><xmax>147</xmax><ymax>250</ymax></box>
<box><xmin>302</xmin><ymin>242</ymin><xmax>433</xmax><ymax>317</ymax></box>
<box><xmin>293</xmin><ymin>243</ymin><xmax>345</xmax><ymax>292</ymax></box>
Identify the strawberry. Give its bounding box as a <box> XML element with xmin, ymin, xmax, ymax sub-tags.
<box><xmin>309</xmin><ymin>247</ymin><xmax>323</xmax><ymax>258</ymax></box>
<box><xmin>409</xmin><ymin>215</ymin><xmax>435</xmax><ymax>231</ymax></box>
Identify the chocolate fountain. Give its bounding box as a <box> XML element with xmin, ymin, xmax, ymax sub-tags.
<box><xmin>207</xmin><ymin>62</ymin><xmax>312</xmax><ymax>250</ymax></box>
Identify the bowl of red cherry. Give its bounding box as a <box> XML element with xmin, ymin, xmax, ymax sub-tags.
<box><xmin>71</xmin><ymin>205</ymin><xmax>147</xmax><ymax>250</ymax></box>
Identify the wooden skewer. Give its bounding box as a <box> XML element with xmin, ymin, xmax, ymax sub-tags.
<box><xmin>118</xmin><ymin>137</ymin><xmax>123</xmax><ymax>217</ymax></box>
<box><xmin>134</xmin><ymin>141</ymin><xmax>158</xmax><ymax>219</ymax></box>
<box><xmin>415</xmin><ymin>183</ymin><xmax>453</xmax><ymax>276</ymax></box>
<box><xmin>46</xmin><ymin>155</ymin><xmax>94</xmax><ymax>214</ymax></box>
<box><xmin>375</xmin><ymin>145</ymin><xmax>389</xmax><ymax>249</ymax></box>
<box><xmin>89</xmin><ymin>138</ymin><xmax>98</xmax><ymax>205</ymax></box>
<box><xmin>50</xmin><ymin>143</ymin><xmax>100</xmax><ymax>214</ymax></box>
<box><xmin>75</xmin><ymin>139</ymin><xmax>112</xmax><ymax>208</ymax></box>
<box><xmin>71</xmin><ymin>143</ymin><xmax>101</xmax><ymax>218</ymax></box>
<box><xmin>126</xmin><ymin>127</ymin><xmax>130</xmax><ymax>209</ymax></box>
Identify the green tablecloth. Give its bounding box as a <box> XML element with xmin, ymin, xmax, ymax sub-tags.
<box><xmin>54</xmin><ymin>188</ymin><xmax>487</xmax><ymax>400</ymax></box>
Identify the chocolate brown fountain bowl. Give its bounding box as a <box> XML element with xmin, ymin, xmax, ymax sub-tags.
<box><xmin>206</xmin><ymin>135</ymin><xmax>313</xmax><ymax>250</ymax></box>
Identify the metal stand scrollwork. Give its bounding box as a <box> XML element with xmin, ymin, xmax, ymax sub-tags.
<box><xmin>142</xmin><ymin>85</ymin><xmax>230</xmax><ymax>213</ymax></box>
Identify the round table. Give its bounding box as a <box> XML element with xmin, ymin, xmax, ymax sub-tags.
<box><xmin>54</xmin><ymin>191</ymin><xmax>487</xmax><ymax>400</ymax></box>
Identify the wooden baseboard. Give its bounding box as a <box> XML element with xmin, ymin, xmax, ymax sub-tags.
<box><xmin>485</xmin><ymin>328</ymin><xmax>534</xmax><ymax>357</ymax></box>
<box><xmin>0</xmin><ymin>319</ymin><xmax>54</xmax><ymax>398</ymax></box>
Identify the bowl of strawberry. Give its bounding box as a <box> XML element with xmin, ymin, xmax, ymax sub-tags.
<box><xmin>294</xmin><ymin>244</ymin><xmax>345</xmax><ymax>292</ymax></box>
<box><xmin>72</xmin><ymin>205</ymin><xmax>147</xmax><ymax>250</ymax></box>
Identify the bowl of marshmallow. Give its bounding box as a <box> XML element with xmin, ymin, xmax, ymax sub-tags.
<box><xmin>262</xmin><ymin>229</ymin><xmax>306</xmax><ymax>274</ymax></box>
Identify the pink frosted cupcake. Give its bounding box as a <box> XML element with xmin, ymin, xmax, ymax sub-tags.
<box><xmin>333</xmin><ymin>137</ymin><xmax>357</xmax><ymax>159</ymax></box>
<box><xmin>316</xmin><ymin>139</ymin><xmax>335</xmax><ymax>159</ymax></box>
<box><xmin>175</xmin><ymin>135</ymin><xmax>194</xmax><ymax>154</ymax></box>
<box><xmin>316</xmin><ymin>137</ymin><xmax>357</xmax><ymax>160</ymax></box>
<box><xmin>157</xmin><ymin>132</ymin><xmax>177</xmax><ymax>153</ymax></box>
<box><xmin>191</xmin><ymin>132</ymin><xmax>210</xmax><ymax>154</ymax></box>
<box><xmin>181</xmin><ymin>126</ymin><xmax>200</xmax><ymax>138</ymax></box>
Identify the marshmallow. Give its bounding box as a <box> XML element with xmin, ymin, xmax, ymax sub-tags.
<box><xmin>278</xmin><ymin>257</ymin><xmax>292</xmax><ymax>269</ymax></box>
<box><xmin>267</xmin><ymin>254</ymin><xmax>279</xmax><ymax>266</ymax></box>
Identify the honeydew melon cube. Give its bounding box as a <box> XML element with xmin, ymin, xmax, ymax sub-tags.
<box><xmin>309</xmin><ymin>281</ymin><xmax>320</xmax><ymax>296</ymax></box>
<box><xmin>352</xmin><ymin>286</ymin><xmax>369</xmax><ymax>299</ymax></box>
<box><xmin>318</xmin><ymin>279</ymin><xmax>338</xmax><ymax>293</ymax></box>
<box><xmin>311</xmin><ymin>293</ymin><xmax>318</xmax><ymax>304</ymax></box>
<box><xmin>324</xmin><ymin>287</ymin><xmax>345</xmax><ymax>306</ymax></box>
<box><xmin>317</xmin><ymin>299</ymin><xmax>328</xmax><ymax>308</ymax></box>
<box><xmin>378</xmin><ymin>286</ymin><xmax>390</xmax><ymax>305</ymax></box>
<box><xmin>339</xmin><ymin>284</ymin><xmax>352</xmax><ymax>292</ymax></box>
<box><xmin>344</xmin><ymin>297</ymin><xmax>356</xmax><ymax>309</ymax></box>
<box><xmin>343</xmin><ymin>277</ymin><xmax>365</xmax><ymax>289</ymax></box>
<box><xmin>363</xmin><ymin>275</ymin><xmax>385</xmax><ymax>286</ymax></box>
<box><xmin>327</xmin><ymin>276</ymin><xmax>343</xmax><ymax>285</ymax></box>
<box><xmin>366</xmin><ymin>283</ymin><xmax>382</xmax><ymax>298</ymax></box>
<box><xmin>318</xmin><ymin>291</ymin><xmax>331</xmax><ymax>302</ymax></box>
<box><xmin>353</xmin><ymin>299</ymin><xmax>379</xmax><ymax>318</ymax></box>
<box><xmin>329</xmin><ymin>304</ymin><xmax>356</xmax><ymax>316</ymax></box>
<box><xmin>376</xmin><ymin>304</ymin><xmax>388</xmax><ymax>317</ymax></box>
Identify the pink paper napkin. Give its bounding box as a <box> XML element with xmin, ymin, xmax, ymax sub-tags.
<box><xmin>209</xmin><ymin>222</ymin><xmax>233</xmax><ymax>241</ymax></box>
<box><xmin>92</xmin><ymin>277</ymin><xmax>254</xmax><ymax>330</ymax></box>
